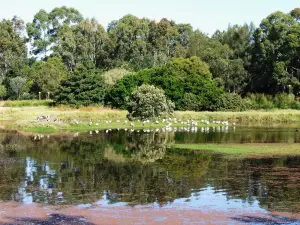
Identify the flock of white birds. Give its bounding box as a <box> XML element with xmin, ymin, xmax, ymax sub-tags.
<box><xmin>33</xmin><ymin>117</ymin><xmax>235</xmax><ymax>139</ymax></box>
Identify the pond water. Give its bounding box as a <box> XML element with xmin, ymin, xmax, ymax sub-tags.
<box><xmin>0</xmin><ymin>126</ymin><xmax>300</xmax><ymax>224</ymax></box>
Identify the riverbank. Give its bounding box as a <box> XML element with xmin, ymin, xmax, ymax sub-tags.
<box><xmin>0</xmin><ymin>106</ymin><xmax>300</xmax><ymax>133</ymax></box>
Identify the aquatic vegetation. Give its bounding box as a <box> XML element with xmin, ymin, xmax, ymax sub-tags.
<box><xmin>173</xmin><ymin>143</ymin><xmax>300</xmax><ymax>157</ymax></box>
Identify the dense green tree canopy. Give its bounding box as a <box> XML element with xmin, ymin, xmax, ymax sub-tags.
<box><xmin>107</xmin><ymin>57</ymin><xmax>224</xmax><ymax>110</ymax></box>
<box><xmin>249</xmin><ymin>11</ymin><xmax>300</xmax><ymax>94</ymax></box>
<box><xmin>22</xmin><ymin>57</ymin><xmax>68</xmax><ymax>96</ymax></box>
<box><xmin>0</xmin><ymin>6</ymin><xmax>299</xmax><ymax>109</ymax></box>
<box><xmin>55</xmin><ymin>66</ymin><xmax>107</xmax><ymax>106</ymax></box>
<box><xmin>0</xmin><ymin>17</ymin><xmax>27</xmax><ymax>81</ymax></box>
<box><xmin>27</xmin><ymin>6</ymin><xmax>83</xmax><ymax>58</ymax></box>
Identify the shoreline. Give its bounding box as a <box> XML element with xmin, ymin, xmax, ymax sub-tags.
<box><xmin>0</xmin><ymin>106</ymin><xmax>300</xmax><ymax>134</ymax></box>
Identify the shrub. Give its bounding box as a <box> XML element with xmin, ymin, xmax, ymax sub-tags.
<box><xmin>291</xmin><ymin>101</ymin><xmax>300</xmax><ymax>110</ymax></box>
<box><xmin>0</xmin><ymin>85</ymin><xmax>7</xmax><ymax>99</ymax></box>
<box><xmin>274</xmin><ymin>93</ymin><xmax>295</xmax><ymax>109</ymax></box>
<box><xmin>183</xmin><ymin>93</ymin><xmax>201</xmax><ymax>111</ymax></box>
<box><xmin>216</xmin><ymin>93</ymin><xmax>247</xmax><ymax>111</ymax></box>
<box><xmin>244</xmin><ymin>94</ymin><xmax>274</xmax><ymax>110</ymax></box>
<box><xmin>127</xmin><ymin>84</ymin><xmax>174</xmax><ymax>120</ymax></box>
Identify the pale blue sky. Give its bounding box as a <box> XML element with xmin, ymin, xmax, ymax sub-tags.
<box><xmin>0</xmin><ymin>0</ymin><xmax>298</xmax><ymax>34</ymax></box>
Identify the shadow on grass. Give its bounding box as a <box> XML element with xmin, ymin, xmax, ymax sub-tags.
<box><xmin>231</xmin><ymin>215</ymin><xmax>300</xmax><ymax>224</ymax></box>
<box><xmin>0</xmin><ymin>213</ymin><xmax>95</xmax><ymax>225</ymax></box>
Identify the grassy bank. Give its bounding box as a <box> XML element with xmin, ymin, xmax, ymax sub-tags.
<box><xmin>173</xmin><ymin>143</ymin><xmax>300</xmax><ymax>157</ymax></box>
<box><xmin>174</xmin><ymin>110</ymin><xmax>300</xmax><ymax>124</ymax></box>
<box><xmin>0</xmin><ymin>105</ymin><xmax>300</xmax><ymax>134</ymax></box>
<box><xmin>0</xmin><ymin>100</ymin><xmax>53</xmax><ymax>107</ymax></box>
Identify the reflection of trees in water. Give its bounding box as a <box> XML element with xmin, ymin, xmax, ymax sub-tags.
<box><xmin>124</xmin><ymin>131</ymin><xmax>174</xmax><ymax>164</ymax></box>
<box><xmin>0</xmin><ymin>130</ymin><xmax>299</xmax><ymax>212</ymax></box>
<box><xmin>207</xmin><ymin>157</ymin><xmax>300</xmax><ymax>213</ymax></box>
<box><xmin>175</xmin><ymin>127</ymin><xmax>300</xmax><ymax>143</ymax></box>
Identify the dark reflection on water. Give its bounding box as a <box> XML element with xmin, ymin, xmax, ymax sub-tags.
<box><xmin>0</xmin><ymin>126</ymin><xmax>299</xmax><ymax>214</ymax></box>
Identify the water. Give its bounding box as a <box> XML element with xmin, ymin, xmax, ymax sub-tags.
<box><xmin>0</xmin><ymin>126</ymin><xmax>300</xmax><ymax>223</ymax></box>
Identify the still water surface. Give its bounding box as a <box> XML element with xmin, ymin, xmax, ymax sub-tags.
<box><xmin>0</xmin><ymin>126</ymin><xmax>300</xmax><ymax>223</ymax></box>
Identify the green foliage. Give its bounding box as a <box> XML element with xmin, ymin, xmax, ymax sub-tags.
<box><xmin>244</xmin><ymin>93</ymin><xmax>300</xmax><ymax>110</ymax></box>
<box><xmin>139</xmin><ymin>57</ymin><xmax>224</xmax><ymax>110</ymax></box>
<box><xmin>244</xmin><ymin>94</ymin><xmax>275</xmax><ymax>110</ymax></box>
<box><xmin>22</xmin><ymin>57</ymin><xmax>68</xmax><ymax>96</ymax></box>
<box><xmin>188</xmin><ymin>30</ymin><xmax>248</xmax><ymax>93</ymax></box>
<box><xmin>55</xmin><ymin>66</ymin><xmax>107</xmax><ymax>106</ymax></box>
<box><xmin>274</xmin><ymin>93</ymin><xmax>296</xmax><ymax>109</ymax></box>
<box><xmin>249</xmin><ymin>11</ymin><xmax>300</xmax><ymax>94</ymax></box>
<box><xmin>290</xmin><ymin>8</ymin><xmax>300</xmax><ymax>21</ymax></box>
<box><xmin>183</xmin><ymin>93</ymin><xmax>201</xmax><ymax>111</ymax></box>
<box><xmin>27</xmin><ymin>7</ymin><xmax>83</xmax><ymax>58</ymax></box>
<box><xmin>127</xmin><ymin>84</ymin><xmax>174</xmax><ymax>120</ymax></box>
<box><xmin>0</xmin><ymin>17</ymin><xmax>27</xmax><ymax>81</ymax></box>
<box><xmin>216</xmin><ymin>93</ymin><xmax>246</xmax><ymax>111</ymax></box>
<box><xmin>107</xmin><ymin>57</ymin><xmax>224</xmax><ymax>111</ymax></box>
<box><xmin>105</xmin><ymin>74</ymin><xmax>143</xmax><ymax>109</ymax></box>
<box><xmin>1</xmin><ymin>7</ymin><xmax>300</xmax><ymax>109</ymax></box>
<box><xmin>9</xmin><ymin>76</ymin><xmax>26</xmax><ymax>99</ymax></box>
<box><xmin>0</xmin><ymin>85</ymin><xmax>7</xmax><ymax>99</ymax></box>
<box><xmin>103</xmin><ymin>68</ymin><xmax>132</xmax><ymax>86</ymax></box>
<box><xmin>3</xmin><ymin>100</ymin><xmax>52</xmax><ymax>107</ymax></box>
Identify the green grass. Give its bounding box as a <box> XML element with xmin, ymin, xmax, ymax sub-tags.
<box><xmin>23</xmin><ymin>126</ymin><xmax>57</xmax><ymax>134</ymax></box>
<box><xmin>0</xmin><ymin>105</ymin><xmax>300</xmax><ymax>134</ymax></box>
<box><xmin>174</xmin><ymin>110</ymin><xmax>300</xmax><ymax>124</ymax></box>
<box><xmin>1</xmin><ymin>100</ymin><xmax>53</xmax><ymax>107</ymax></box>
<box><xmin>173</xmin><ymin>143</ymin><xmax>300</xmax><ymax>157</ymax></box>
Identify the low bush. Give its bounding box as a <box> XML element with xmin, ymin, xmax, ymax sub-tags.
<box><xmin>244</xmin><ymin>94</ymin><xmax>275</xmax><ymax>110</ymax></box>
<box><xmin>244</xmin><ymin>93</ymin><xmax>300</xmax><ymax>110</ymax></box>
<box><xmin>274</xmin><ymin>93</ymin><xmax>295</xmax><ymax>109</ymax></box>
<box><xmin>216</xmin><ymin>93</ymin><xmax>247</xmax><ymax>111</ymax></box>
<box><xmin>127</xmin><ymin>84</ymin><xmax>175</xmax><ymax>120</ymax></box>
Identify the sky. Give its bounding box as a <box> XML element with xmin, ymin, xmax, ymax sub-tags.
<box><xmin>0</xmin><ymin>0</ymin><xmax>299</xmax><ymax>35</ymax></box>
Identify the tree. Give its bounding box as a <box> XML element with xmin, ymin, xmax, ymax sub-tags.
<box><xmin>22</xmin><ymin>57</ymin><xmax>68</xmax><ymax>96</ymax></box>
<box><xmin>27</xmin><ymin>9</ymin><xmax>51</xmax><ymax>57</ymax></box>
<box><xmin>55</xmin><ymin>66</ymin><xmax>107</xmax><ymax>106</ymax></box>
<box><xmin>53</xmin><ymin>18</ymin><xmax>110</xmax><ymax>71</ymax></box>
<box><xmin>107</xmin><ymin>57</ymin><xmax>224</xmax><ymax>111</ymax></box>
<box><xmin>213</xmin><ymin>23</ymin><xmax>255</xmax><ymax>59</ymax></box>
<box><xmin>290</xmin><ymin>8</ymin><xmax>300</xmax><ymax>21</ymax></box>
<box><xmin>189</xmin><ymin>30</ymin><xmax>248</xmax><ymax>93</ymax></box>
<box><xmin>127</xmin><ymin>84</ymin><xmax>174</xmax><ymax>120</ymax></box>
<box><xmin>102</xmin><ymin>68</ymin><xmax>132</xmax><ymax>86</ymax></box>
<box><xmin>72</xmin><ymin>19</ymin><xmax>110</xmax><ymax>69</ymax></box>
<box><xmin>139</xmin><ymin>57</ymin><xmax>223</xmax><ymax>110</ymax></box>
<box><xmin>105</xmin><ymin>74</ymin><xmax>143</xmax><ymax>109</ymax></box>
<box><xmin>27</xmin><ymin>7</ymin><xmax>83</xmax><ymax>58</ymax></box>
<box><xmin>9</xmin><ymin>76</ymin><xmax>26</xmax><ymax>99</ymax></box>
<box><xmin>108</xmin><ymin>14</ymin><xmax>150</xmax><ymax>70</ymax></box>
<box><xmin>0</xmin><ymin>17</ymin><xmax>27</xmax><ymax>81</ymax></box>
<box><xmin>249</xmin><ymin>11</ymin><xmax>300</xmax><ymax>94</ymax></box>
